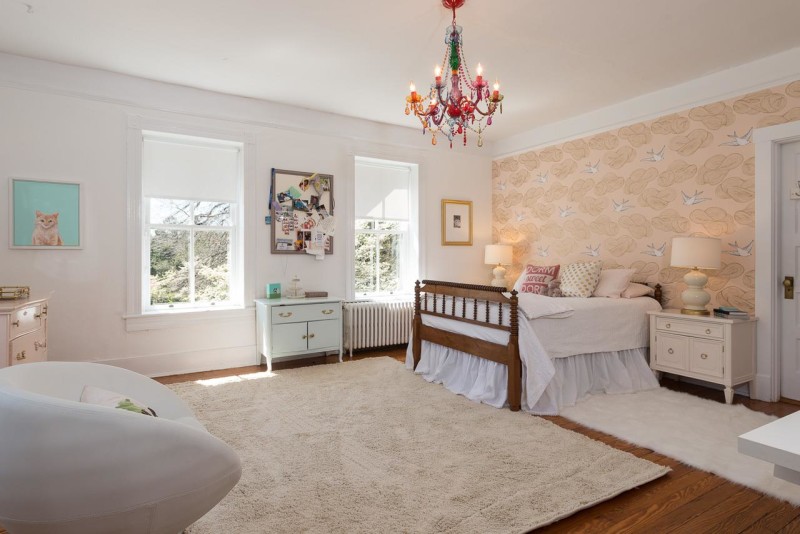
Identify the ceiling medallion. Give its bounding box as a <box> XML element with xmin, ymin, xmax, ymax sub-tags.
<box><xmin>404</xmin><ymin>0</ymin><xmax>504</xmax><ymax>148</ymax></box>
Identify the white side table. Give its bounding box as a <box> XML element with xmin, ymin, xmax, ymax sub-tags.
<box><xmin>255</xmin><ymin>297</ymin><xmax>343</xmax><ymax>371</ymax></box>
<box><xmin>648</xmin><ymin>309</ymin><xmax>756</xmax><ymax>404</ymax></box>
<box><xmin>739</xmin><ymin>410</ymin><xmax>800</xmax><ymax>485</ymax></box>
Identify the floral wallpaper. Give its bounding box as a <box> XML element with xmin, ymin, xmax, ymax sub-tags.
<box><xmin>492</xmin><ymin>80</ymin><xmax>800</xmax><ymax>313</ymax></box>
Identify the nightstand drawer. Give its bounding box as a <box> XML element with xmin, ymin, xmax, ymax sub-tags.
<box><xmin>655</xmin><ymin>333</ymin><xmax>688</xmax><ymax>370</ymax></box>
<box><xmin>688</xmin><ymin>339</ymin><xmax>724</xmax><ymax>378</ymax></box>
<box><xmin>271</xmin><ymin>303</ymin><xmax>341</xmax><ymax>324</ymax></box>
<box><xmin>10</xmin><ymin>304</ymin><xmax>44</xmax><ymax>338</ymax></box>
<box><xmin>655</xmin><ymin>317</ymin><xmax>723</xmax><ymax>339</ymax></box>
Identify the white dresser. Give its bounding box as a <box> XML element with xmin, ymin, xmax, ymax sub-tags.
<box><xmin>648</xmin><ymin>309</ymin><xmax>756</xmax><ymax>404</ymax></box>
<box><xmin>255</xmin><ymin>297</ymin><xmax>343</xmax><ymax>371</ymax></box>
<box><xmin>1</xmin><ymin>297</ymin><xmax>49</xmax><ymax>368</ymax></box>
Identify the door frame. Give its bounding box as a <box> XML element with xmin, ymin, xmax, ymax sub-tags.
<box><xmin>755</xmin><ymin>120</ymin><xmax>800</xmax><ymax>401</ymax></box>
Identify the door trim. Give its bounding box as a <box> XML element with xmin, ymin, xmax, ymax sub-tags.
<box><xmin>755</xmin><ymin>121</ymin><xmax>800</xmax><ymax>401</ymax></box>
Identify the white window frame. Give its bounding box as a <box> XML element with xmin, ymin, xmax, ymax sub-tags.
<box><xmin>351</xmin><ymin>156</ymin><xmax>420</xmax><ymax>299</ymax></box>
<box><xmin>124</xmin><ymin>116</ymin><xmax>256</xmax><ymax>331</ymax></box>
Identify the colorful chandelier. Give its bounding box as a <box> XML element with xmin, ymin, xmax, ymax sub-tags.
<box><xmin>405</xmin><ymin>0</ymin><xmax>504</xmax><ymax>148</ymax></box>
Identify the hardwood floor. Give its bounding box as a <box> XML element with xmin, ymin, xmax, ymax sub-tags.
<box><xmin>4</xmin><ymin>348</ymin><xmax>797</xmax><ymax>533</ymax></box>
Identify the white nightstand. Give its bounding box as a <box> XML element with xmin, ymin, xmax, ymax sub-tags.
<box><xmin>255</xmin><ymin>297</ymin><xmax>343</xmax><ymax>371</ymax></box>
<box><xmin>648</xmin><ymin>309</ymin><xmax>756</xmax><ymax>404</ymax></box>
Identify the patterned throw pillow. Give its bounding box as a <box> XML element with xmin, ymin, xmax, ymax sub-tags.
<box><xmin>514</xmin><ymin>264</ymin><xmax>560</xmax><ymax>294</ymax></box>
<box><xmin>560</xmin><ymin>261</ymin><xmax>603</xmax><ymax>298</ymax></box>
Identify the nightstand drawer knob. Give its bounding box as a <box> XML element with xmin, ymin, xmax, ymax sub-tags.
<box><xmin>701</xmin><ymin>353</ymin><xmax>708</xmax><ymax>359</ymax></box>
<box><xmin>668</xmin><ymin>348</ymin><xmax>674</xmax><ymax>355</ymax></box>
<box><xmin>666</xmin><ymin>323</ymin><xmax>671</xmax><ymax>329</ymax></box>
<box><xmin>279</xmin><ymin>312</ymin><xmax>293</xmax><ymax>318</ymax></box>
<box><xmin>705</xmin><ymin>329</ymin><xmax>711</xmax><ymax>335</ymax></box>
<box><xmin>11</xmin><ymin>320</ymin><xmax>19</xmax><ymax>327</ymax></box>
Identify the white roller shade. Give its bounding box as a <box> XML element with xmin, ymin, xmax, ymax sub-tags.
<box><xmin>355</xmin><ymin>162</ymin><xmax>410</xmax><ymax>220</ymax></box>
<box><xmin>142</xmin><ymin>132</ymin><xmax>240</xmax><ymax>202</ymax></box>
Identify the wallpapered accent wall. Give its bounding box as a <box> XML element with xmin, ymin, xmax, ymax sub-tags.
<box><xmin>493</xmin><ymin>80</ymin><xmax>800</xmax><ymax>313</ymax></box>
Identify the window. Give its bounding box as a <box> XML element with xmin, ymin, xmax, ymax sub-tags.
<box><xmin>141</xmin><ymin>131</ymin><xmax>243</xmax><ymax>311</ymax></box>
<box><xmin>353</xmin><ymin>157</ymin><xmax>418</xmax><ymax>297</ymax></box>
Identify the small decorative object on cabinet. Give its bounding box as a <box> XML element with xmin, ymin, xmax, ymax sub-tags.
<box><xmin>1</xmin><ymin>296</ymin><xmax>49</xmax><ymax>367</ymax></box>
<box><xmin>284</xmin><ymin>275</ymin><xmax>305</xmax><ymax>299</ymax></box>
<box><xmin>648</xmin><ymin>309</ymin><xmax>756</xmax><ymax>404</ymax></box>
<box><xmin>255</xmin><ymin>297</ymin><xmax>342</xmax><ymax>371</ymax></box>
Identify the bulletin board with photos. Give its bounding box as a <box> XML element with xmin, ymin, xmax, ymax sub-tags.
<box><xmin>270</xmin><ymin>168</ymin><xmax>334</xmax><ymax>254</ymax></box>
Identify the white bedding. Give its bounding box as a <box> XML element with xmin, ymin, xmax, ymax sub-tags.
<box><xmin>407</xmin><ymin>295</ymin><xmax>661</xmax><ymax>414</ymax></box>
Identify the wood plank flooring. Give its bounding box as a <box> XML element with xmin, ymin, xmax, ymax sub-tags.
<box><xmin>4</xmin><ymin>347</ymin><xmax>798</xmax><ymax>533</ymax></box>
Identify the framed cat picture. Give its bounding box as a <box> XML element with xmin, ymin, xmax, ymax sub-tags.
<box><xmin>9</xmin><ymin>178</ymin><xmax>82</xmax><ymax>249</ymax></box>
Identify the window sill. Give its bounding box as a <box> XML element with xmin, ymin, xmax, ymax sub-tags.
<box><xmin>123</xmin><ymin>306</ymin><xmax>254</xmax><ymax>332</ymax></box>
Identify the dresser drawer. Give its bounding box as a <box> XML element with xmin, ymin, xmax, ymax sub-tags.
<box><xmin>10</xmin><ymin>327</ymin><xmax>47</xmax><ymax>365</ymax></box>
<box><xmin>688</xmin><ymin>339</ymin><xmax>724</xmax><ymax>379</ymax></box>
<box><xmin>10</xmin><ymin>304</ymin><xmax>44</xmax><ymax>338</ymax></box>
<box><xmin>655</xmin><ymin>317</ymin><xmax>723</xmax><ymax>340</ymax></box>
<box><xmin>271</xmin><ymin>303</ymin><xmax>341</xmax><ymax>325</ymax></box>
<box><xmin>655</xmin><ymin>333</ymin><xmax>688</xmax><ymax>370</ymax></box>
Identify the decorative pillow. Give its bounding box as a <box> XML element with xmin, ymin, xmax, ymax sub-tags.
<box><xmin>513</xmin><ymin>264</ymin><xmax>560</xmax><ymax>295</ymax></box>
<box><xmin>621</xmin><ymin>282</ymin><xmax>656</xmax><ymax>298</ymax></box>
<box><xmin>559</xmin><ymin>261</ymin><xmax>603</xmax><ymax>298</ymax></box>
<box><xmin>593</xmin><ymin>268</ymin><xmax>636</xmax><ymax>298</ymax></box>
<box><xmin>80</xmin><ymin>386</ymin><xmax>158</xmax><ymax>417</ymax></box>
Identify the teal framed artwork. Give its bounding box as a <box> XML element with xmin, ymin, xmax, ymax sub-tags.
<box><xmin>9</xmin><ymin>178</ymin><xmax>82</xmax><ymax>249</ymax></box>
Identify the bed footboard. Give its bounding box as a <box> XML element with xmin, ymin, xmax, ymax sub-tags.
<box><xmin>412</xmin><ymin>280</ymin><xmax>521</xmax><ymax>411</ymax></box>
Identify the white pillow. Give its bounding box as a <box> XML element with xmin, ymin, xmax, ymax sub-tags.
<box><xmin>621</xmin><ymin>282</ymin><xmax>655</xmax><ymax>298</ymax></box>
<box><xmin>593</xmin><ymin>268</ymin><xmax>636</xmax><ymax>298</ymax></box>
<box><xmin>560</xmin><ymin>261</ymin><xmax>603</xmax><ymax>298</ymax></box>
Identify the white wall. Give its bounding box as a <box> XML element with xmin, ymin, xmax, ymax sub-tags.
<box><xmin>0</xmin><ymin>53</ymin><xmax>492</xmax><ymax>376</ymax></box>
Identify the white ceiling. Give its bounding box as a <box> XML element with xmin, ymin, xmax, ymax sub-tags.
<box><xmin>1</xmin><ymin>0</ymin><xmax>800</xmax><ymax>140</ymax></box>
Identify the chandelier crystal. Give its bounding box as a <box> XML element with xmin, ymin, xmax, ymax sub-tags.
<box><xmin>405</xmin><ymin>0</ymin><xmax>504</xmax><ymax>148</ymax></box>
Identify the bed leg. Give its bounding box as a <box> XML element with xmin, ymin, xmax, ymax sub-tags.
<box><xmin>412</xmin><ymin>315</ymin><xmax>422</xmax><ymax>369</ymax></box>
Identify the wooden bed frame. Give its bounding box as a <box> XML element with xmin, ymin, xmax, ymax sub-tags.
<box><xmin>411</xmin><ymin>279</ymin><xmax>663</xmax><ymax>412</ymax></box>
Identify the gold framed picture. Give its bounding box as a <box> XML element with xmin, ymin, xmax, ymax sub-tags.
<box><xmin>441</xmin><ymin>199</ymin><xmax>472</xmax><ymax>246</ymax></box>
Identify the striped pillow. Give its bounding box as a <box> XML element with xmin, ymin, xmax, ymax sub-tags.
<box><xmin>560</xmin><ymin>261</ymin><xmax>603</xmax><ymax>298</ymax></box>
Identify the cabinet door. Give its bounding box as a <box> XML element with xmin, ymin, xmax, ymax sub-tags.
<box><xmin>688</xmin><ymin>339</ymin><xmax>724</xmax><ymax>378</ymax></box>
<box><xmin>272</xmin><ymin>322</ymin><xmax>309</xmax><ymax>354</ymax></box>
<box><xmin>307</xmin><ymin>319</ymin><xmax>340</xmax><ymax>351</ymax></box>
<box><xmin>655</xmin><ymin>333</ymin><xmax>688</xmax><ymax>370</ymax></box>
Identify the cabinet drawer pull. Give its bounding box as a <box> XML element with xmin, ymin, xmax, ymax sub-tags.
<box><xmin>11</xmin><ymin>320</ymin><xmax>19</xmax><ymax>327</ymax></box>
<box><xmin>322</xmin><ymin>309</ymin><xmax>334</xmax><ymax>315</ymax></box>
<box><xmin>667</xmin><ymin>348</ymin><xmax>674</xmax><ymax>355</ymax></box>
<box><xmin>700</xmin><ymin>353</ymin><xmax>708</xmax><ymax>359</ymax></box>
<box><xmin>302</xmin><ymin>334</ymin><xmax>307</xmax><ymax>340</ymax></box>
<box><xmin>16</xmin><ymin>350</ymin><xmax>26</xmax><ymax>361</ymax></box>
<box><xmin>665</xmin><ymin>323</ymin><xmax>671</xmax><ymax>329</ymax></box>
<box><xmin>279</xmin><ymin>312</ymin><xmax>293</xmax><ymax>318</ymax></box>
<box><xmin>34</xmin><ymin>340</ymin><xmax>46</xmax><ymax>350</ymax></box>
<box><xmin>42</xmin><ymin>306</ymin><xmax>48</xmax><ymax>316</ymax></box>
<box><xmin>34</xmin><ymin>313</ymin><xmax>42</xmax><ymax>319</ymax></box>
<box><xmin>705</xmin><ymin>329</ymin><xmax>711</xmax><ymax>335</ymax></box>
<box><xmin>308</xmin><ymin>333</ymin><xmax>315</xmax><ymax>339</ymax></box>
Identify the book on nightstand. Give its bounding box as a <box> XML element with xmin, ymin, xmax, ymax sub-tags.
<box><xmin>713</xmin><ymin>306</ymin><xmax>749</xmax><ymax>319</ymax></box>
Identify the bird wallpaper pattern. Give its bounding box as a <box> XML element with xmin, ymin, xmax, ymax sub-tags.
<box><xmin>492</xmin><ymin>80</ymin><xmax>800</xmax><ymax>313</ymax></box>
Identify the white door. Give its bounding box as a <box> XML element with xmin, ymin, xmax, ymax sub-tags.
<box><xmin>780</xmin><ymin>139</ymin><xmax>800</xmax><ymax>401</ymax></box>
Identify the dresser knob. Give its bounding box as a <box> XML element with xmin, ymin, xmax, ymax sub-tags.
<box><xmin>308</xmin><ymin>333</ymin><xmax>315</xmax><ymax>339</ymax></box>
<box><xmin>705</xmin><ymin>329</ymin><xmax>711</xmax><ymax>335</ymax></box>
<box><xmin>665</xmin><ymin>323</ymin><xmax>671</xmax><ymax>329</ymax></box>
<box><xmin>302</xmin><ymin>334</ymin><xmax>308</xmax><ymax>340</ymax></box>
<box><xmin>322</xmin><ymin>309</ymin><xmax>334</xmax><ymax>315</ymax></box>
<box><xmin>279</xmin><ymin>312</ymin><xmax>293</xmax><ymax>318</ymax></box>
<box><xmin>668</xmin><ymin>348</ymin><xmax>674</xmax><ymax>354</ymax></box>
<box><xmin>11</xmin><ymin>320</ymin><xmax>19</xmax><ymax>327</ymax></box>
<box><xmin>34</xmin><ymin>340</ymin><xmax>46</xmax><ymax>351</ymax></box>
<box><xmin>701</xmin><ymin>353</ymin><xmax>709</xmax><ymax>359</ymax></box>
<box><xmin>16</xmin><ymin>350</ymin><xmax>26</xmax><ymax>361</ymax></box>
<box><xmin>34</xmin><ymin>313</ymin><xmax>42</xmax><ymax>319</ymax></box>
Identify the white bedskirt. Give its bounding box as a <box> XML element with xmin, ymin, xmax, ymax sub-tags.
<box><xmin>406</xmin><ymin>343</ymin><xmax>659</xmax><ymax>415</ymax></box>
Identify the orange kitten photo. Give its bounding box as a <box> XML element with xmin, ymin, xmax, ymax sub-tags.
<box><xmin>31</xmin><ymin>210</ymin><xmax>63</xmax><ymax>246</ymax></box>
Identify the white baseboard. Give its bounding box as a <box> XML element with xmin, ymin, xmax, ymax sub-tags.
<box><xmin>751</xmin><ymin>373</ymin><xmax>776</xmax><ymax>402</ymax></box>
<box><xmin>98</xmin><ymin>345</ymin><xmax>257</xmax><ymax>378</ymax></box>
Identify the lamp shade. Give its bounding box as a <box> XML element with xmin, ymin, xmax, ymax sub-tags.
<box><xmin>484</xmin><ymin>244</ymin><xmax>512</xmax><ymax>266</ymax></box>
<box><xmin>670</xmin><ymin>236</ymin><xmax>721</xmax><ymax>270</ymax></box>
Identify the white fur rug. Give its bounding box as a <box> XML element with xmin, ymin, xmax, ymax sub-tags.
<box><xmin>172</xmin><ymin>357</ymin><xmax>669</xmax><ymax>533</ymax></box>
<box><xmin>561</xmin><ymin>387</ymin><xmax>800</xmax><ymax>505</ymax></box>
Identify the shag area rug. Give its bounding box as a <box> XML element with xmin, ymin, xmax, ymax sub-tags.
<box><xmin>172</xmin><ymin>357</ymin><xmax>668</xmax><ymax>533</ymax></box>
<box><xmin>561</xmin><ymin>387</ymin><xmax>800</xmax><ymax>505</ymax></box>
